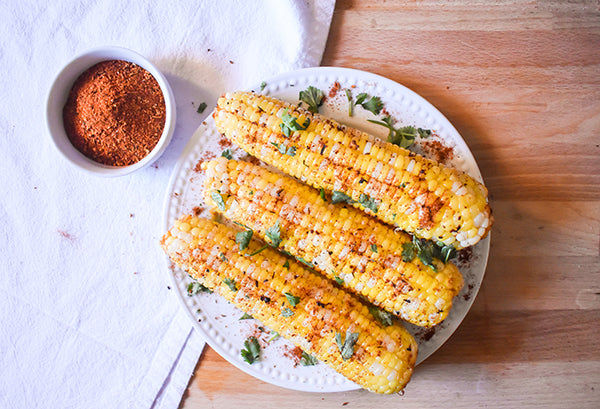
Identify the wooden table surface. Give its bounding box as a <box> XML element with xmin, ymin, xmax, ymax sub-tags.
<box><xmin>180</xmin><ymin>1</ymin><xmax>600</xmax><ymax>407</ymax></box>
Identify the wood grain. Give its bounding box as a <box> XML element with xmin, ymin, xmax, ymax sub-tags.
<box><xmin>180</xmin><ymin>1</ymin><xmax>600</xmax><ymax>407</ymax></box>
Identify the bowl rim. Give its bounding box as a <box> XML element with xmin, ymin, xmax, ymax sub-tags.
<box><xmin>46</xmin><ymin>46</ymin><xmax>176</xmax><ymax>176</ymax></box>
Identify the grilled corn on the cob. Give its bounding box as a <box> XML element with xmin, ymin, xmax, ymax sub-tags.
<box><xmin>214</xmin><ymin>91</ymin><xmax>492</xmax><ymax>249</ymax></box>
<box><xmin>202</xmin><ymin>158</ymin><xmax>463</xmax><ymax>327</ymax></box>
<box><xmin>161</xmin><ymin>215</ymin><xmax>418</xmax><ymax>394</ymax></box>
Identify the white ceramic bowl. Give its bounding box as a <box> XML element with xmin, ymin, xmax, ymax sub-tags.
<box><xmin>46</xmin><ymin>46</ymin><xmax>176</xmax><ymax>176</ymax></box>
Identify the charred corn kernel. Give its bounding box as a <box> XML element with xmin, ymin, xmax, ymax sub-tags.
<box><xmin>201</xmin><ymin>158</ymin><xmax>464</xmax><ymax>327</ymax></box>
<box><xmin>161</xmin><ymin>215</ymin><xmax>417</xmax><ymax>394</ymax></box>
<box><xmin>214</xmin><ymin>91</ymin><xmax>493</xmax><ymax>249</ymax></box>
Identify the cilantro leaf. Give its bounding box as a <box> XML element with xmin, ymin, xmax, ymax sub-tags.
<box><xmin>335</xmin><ymin>330</ymin><xmax>359</xmax><ymax>361</ymax></box>
<box><xmin>300</xmin><ymin>351</ymin><xmax>319</xmax><ymax>366</ymax></box>
<box><xmin>223</xmin><ymin>278</ymin><xmax>238</xmax><ymax>292</ymax></box>
<box><xmin>299</xmin><ymin>86</ymin><xmax>324</xmax><ymax>114</ymax></box>
<box><xmin>355</xmin><ymin>92</ymin><xmax>368</xmax><ymax>105</ymax></box>
<box><xmin>418</xmin><ymin>128</ymin><xmax>432</xmax><ymax>138</ymax></box>
<box><xmin>283</xmin><ymin>260</ymin><xmax>290</xmax><ymax>269</ymax></box>
<box><xmin>241</xmin><ymin>336</ymin><xmax>261</xmax><ymax>364</ymax></box>
<box><xmin>331</xmin><ymin>191</ymin><xmax>353</xmax><ymax>204</ymax></box>
<box><xmin>280</xmin><ymin>109</ymin><xmax>309</xmax><ymax>137</ymax></box>
<box><xmin>359</xmin><ymin>95</ymin><xmax>383</xmax><ymax>115</ymax></box>
<box><xmin>239</xmin><ymin>312</ymin><xmax>254</xmax><ymax>320</ymax></box>
<box><xmin>268</xmin><ymin>331</ymin><xmax>280</xmax><ymax>342</ymax></box>
<box><xmin>271</xmin><ymin>142</ymin><xmax>287</xmax><ymax>155</ymax></box>
<box><xmin>438</xmin><ymin>244</ymin><xmax>457</xmax><ymax>263</ymax></box>
<box><xmin>219</xmin><ymin>252</ymin><xmax>228</xmax><ymax>262</ymax></box>
<box><xmin>265</xmin><ymin>221</ymin><xmax>282</xmax><ymax>247</ymax></box>
<box><xmin>236</xmin><ymin>229</ymin><xmax>253</xmax><ymax>251</ymax></box>
<box><xmin>196</xmin><ymin>102</ymin><xmax>207</xmax><ymax>114</ymax></box>
<box><xmin>370</xmin><ymin>244</ymin><xmax>378</xmax><ymax>253</ymax></box>
<box><xmin>368</xmin><ymin>305</ymin><xmax>394</xmax><ymax>327</ymax></box>
<box><xmin>401</xmin><ymin>242</ymin><xmax>417</xmax><ymax>262</ymax></box>
<box><xmin>319</xmin><ymin>188</ymin><xmax>326</xmax><ymax>201</ymax></box>
<box><xmin>281</xmin><ymin>307</ymin><xmax>294</xmax><ymax>317</ymax></box>
<box><xmin>368</xmin><ymin>116</ymin><xmax>431</xmax><ymax>149</ymax></box>
<box><xmin>187</xmin><ymin>281</ymin><xmax>212</xmax><ymax>296</ymax></box>
<box><xmin>260</xmin><ymin>81</ymin><xmax>267</xmax><ymax>91</ymax></box>
<box><xmin>221</xmin><ymin>149</ymin><xmax>232</xmax><ymax>159</ymax></box>
<box><xmin>295</xmin><ymin>256</ymin><xmax>314</xmax><ymax>269</ymax></box>
<box><xmin>284</xmin><ymin>292</ymin><xmax>300</xmax><ymax>307</ymax></box>
<box><xmin>334</xmin><ymin>275</ymin><xmax>344</xmax><ymax>285</ymax></box>
<box><xmin>358</xmin><ymin>193</ymin><xmax>378</xmax><ymax>213</ymax></box>
<box><xmin>210</xmin><ymin>190</ymin><xmax>226</xmax><ymax>211</ymax></box>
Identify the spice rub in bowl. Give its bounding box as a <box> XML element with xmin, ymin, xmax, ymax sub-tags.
<box><xmin>46</xmin><ymin>46</ymin><xmax>176</xmax><ymax>176</ymax></box>
<box><xmin>63</xmin><ymin>60</ymin><xmax>166</xmax><ymax>167</ymax></box>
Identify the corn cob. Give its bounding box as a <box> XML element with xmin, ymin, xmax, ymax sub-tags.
<box><xmin>161</xmin><ymin>215</ymin><xmax>417</xmax><ymax>394</ymax></box>
<box><xmin>202</xmin><ymin>158</ymin><xmax>463</xmax><ymax>327</ymax></box>
<box><xmin>214</xmin><ymin>91</ymin><xmax>492</xmax><ymax>249</ymax></box>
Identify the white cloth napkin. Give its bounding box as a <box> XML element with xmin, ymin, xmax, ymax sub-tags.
<box><xmin>0</xmin><ymin>1</ymin><xmax>334</xmax><ymax>408</ymax></box>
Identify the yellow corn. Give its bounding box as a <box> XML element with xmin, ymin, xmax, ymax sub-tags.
<box><xmin>161</xmin><ymin>215</ymin><xmax>417</xmax><ymax>394</ymax></box>
<box><xmin>202</xmin><ymin>158</ymin><xmax>463</xmax><ymax>327</ymax></box>
<box><xmin>214</xmin><ymin>91</ymin><xmax>492</xmax><ymax>249</ymax></box>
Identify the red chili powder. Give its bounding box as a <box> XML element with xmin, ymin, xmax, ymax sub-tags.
<box><xmin>63</xmin><ymin>60</ymin><xmax>166</xmax><ymax>166</ymax></box>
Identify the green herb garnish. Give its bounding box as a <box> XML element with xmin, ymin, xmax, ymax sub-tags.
<box><xmin>196</xmin><ymin>102</ymin><xmax>207</xmax><ymax>114</ymax></box>
<box><xmin>221</xmin><ymin>149</ymin><xmax>233</xmax><ymax>159</ymax></box>
<box><xmin>246</xmin><ymin>245</ymin><xmax>268</xmax><ymax>257</ymax></box>
<box><xmin>239</xmin><ymin>312</ymin><xmax>254</xmax><ymax>320</ymax></box>
<box><xmin>265</xmin><ymin>220</ymin><xmax>281</xmax><ymax>247</ymax></box>
<box><xmin>236</xmin><ymin>229</ymin><xmax>253</xmax><ymax>251</ymax></box>
<box><xmin>281</xmin><ymin>307</ymin><xmax>294</xmax><ymax>317</ymax></box>
<box><xmin>260</xmin><ymin>81</ymin><xmax>267</xmax><ymax>91</ymax></box>
<box><xmin>335</xmin><ymin>329</ymin><xmax>359</xmax><ymax>361</ymax></box>
<box><xmin>356</xmin><ymin>93</ymin><xmax>383</xmax><ymax>115</ymax></box>
<box><xmin>295</xmin><ymin>256</ymin><xmax>314</xmax><ymax>269</ymax></box>
<box><xmin>368</xmin><ymin>305</ymin><xmax>394</xmax><ymax>327</ymax></box>
<box><xmin>268</xmin><ymin>331</ymin><xmax>280</xmax><ymax>342</ymax></box>
<box><xmin>210</xmin><ymin>190</ymin><xmax>226</xmax><ymax>211</ymax></box>
<box><xmin>241</xmin><ymin>336</ymin><xmax>261</xmax><ymax>364</ymax></box>
<box><xmin>223</xmin><ymin>278</ymin><xmax>238</xmax><ymax>292</ymax></box>
<box><xmin>187</xmin><ymin>281</ymin><xmax>212</xmax><ymax>296</ymax></box>
<box><xmin>370</xmin><ymin>244</ymin><xmax>378</xmax><ymax>253</ymax></box>
<box><xmin>219</xmin><ymin>252</ymin><xmax>228</xmax><ymax>262</ymax></box>
<box><xmin>402</xmin><ymin>237</ymin><xmax>456</xmax><ymax>271</ymax></box>
<box><xmin>300</xmin><ymin>351</ymin><xmax>319</xmax><ymax>366</ymax></box>
<box><xmin>358</xmin><ymin>193</ymin><xmax>378</xmax><ymax>213</ymax></box>
<box><xmin>368</xmin><ymin>116</ymin><xmax>430</xmax><ymax>149</ymax></box>
<box><xmin>284</xmin><ymin>292</ymin><xmax>300</xmax><ymax>307</ymax></box>
<box><xmin>271</xmin><ymin>142</ymin><xmax>297</xmax><ymax>156</ymax></box>
<box><xmin>280</xmin><ymin>108</ymin><xmax>310</xmax><ymax>137</ymax></box>
<box><xmin>402</xmin><ymin>241</ymin><xmax>417</xmax><ymax>262</ymax></box>
<box><xmin>299</xmin><ymin>86</ymin><xmax>324</xmax><ymax>113</ymax></box>
<box><xmin>331</xmin><ymin>191</ymin><xmax>353</xmax><ymax>204</ymax></box>
<box><xmin>334</xmin><ymin>275</ymin><xmax>344</xmax><ymax>285</ymax></box>
<box><xmin>319</xmin><ymin>188</ymin><xmax>326</xmax><ymax>201</ymax></box>
<box><xmin>283</xmin><ymin>260</ymin><xmax>290</xmax><ymax>269</ymax></box>
<box><xmin>345</xmin><ymin>89</ymin><xmax>354</xmax><ymax>116</ymax></box>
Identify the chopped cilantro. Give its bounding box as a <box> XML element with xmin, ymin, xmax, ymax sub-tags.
<box><xmin>268</xmin><ymin>331</ymin><xmax>280</xmax><ymax>342</ymax></box>
<box><xmin>319</xmin><ymin>188</ymin><xmax>326</xmax><ymax>201</ymax></box>
<box><xmin>260</xmin><ymin>81</ymin><xmax>267</xmax><ymax>91</ymax></box>
<box><xmin>223</xmin><ymin>278</ymin><xmax>237</xmax><ymax>292</ymax></box>
<box><xmin>300</xmin><ymin>351</ymin><xmax>319</xmax><ymax>366</ymax></box>
<box><xmin>334</xmin><ymin>275</ymin><xmax>344</xmax><ymax>285</ymax></box>
<box><xmin>187</xmin><ymin>281</ymin><xmax>212</xmax><ymax>296</ymax></box>
<box><xmin>196</xmin><ymin>102</ymin><xmax>207</xmax><ymax>114</ymax></box>
<box><xmin>295</xmin><ymin>256</ymin><xmax>314</xmax><ymax>269</ymax></box>
<box><xmin>272</xmin><ymin>142</ymin><xmax>297</xmax><ymax>156</ymax></box>
<box><xmin>358</xmin><ymin>193</ymin><xmax>378</xmax><ymax>213</ymax></box>
<box><xmin>438</xmin><ymin>244</ymin><xmax>457</xmax><ymax>263</ymax></box>
<box><xmin>210</xmin><ymin>190</ymin><xmax>226</xmax><ymax>211</ymax></box>
<box><xmin>236</xmin><ymin>229</ymin><xmax>253</xmax><ymax>251</ymax></box>
<box><xmin>355</xmin><ymin>93</ymin><xmax>383</xmax><ymax>115</ymax></box>
<box><xmin>239</xmin><ymin>312</ymin><xmax>253</xmax><ymax>320</ymax></box>
<box><xmin>284</xmin><ymin>292</ymin><xmax>300</xmax><ymax>307</ymax></box>
<box><xmin>219</xmin><ymin>252</ymin><xmax>228</xmax><ymax>262</ymax></box>
<box><xmin>335</xmin><ymin>329</ymin><xmax>359</xmax><ymax>361</ymax></box>
<box><xmin>368</xmin><ymin>305</ymin><xmax>394</xmax><ymax>327</ymax></box>
<box><xmin>281</xmin><ymin>307</ymin><xmax>294</xmax><ymax>317</ymax></box>
<box><xmin>299</xmin><ymin>86</ymin><xmax>324</xmax><ymax>113</ymax></box>
<box><xmin>280</xmin><ymin>108</ymin><xmax>310</xmax><ymax>137</ymax></box>
<box><xmin>331</xmin><ymin>191</ymin><xmax>353</xmax><ymax>204</ymax></box>
<box><xmin>402</xmin><ymin>237</ymin><xmax>456</xmax><ymax>271</ymax></box>
<box><xmin>241</xmin><ymin>336</ymin><xmax>261</xmax><ymax>364</ymax></box>
<box><xmin>246</xmin><ymin>245</ymin><xmax>268</xmax><ymax>257</ymax></box>
<box><xmin>402</xmin><ymin>241</ymin><xmax>417</xmax><ymax>262</ymax></box>
<box><xmin>345</xmin><ymin>89</ymin><xmax>354</xmax><ymax>116</ymax></box>
<box><xmin>221</xmin><ymin>149</ymin><xmax>232</xmax><ymax>159</ymax></box>
<box><xmin>283</xmin><ymin>260</ymin><xmax>290</xmax><ymax>269</ymax></box>
<box><xmin>370</xmin><ymin>244</ymin><xmax>378</xmax><ymax>253</ymax></box>
<box><xmin>368</xmin><ymin>116</ymin><xmax>430</xmax><ymax>149</ymax></box>
<box><xmin>265</xmin><ymin>220</ymin><xmax>281</xmax><ymax>247</ymax></box>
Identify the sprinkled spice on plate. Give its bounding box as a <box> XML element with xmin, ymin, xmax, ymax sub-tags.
<box><xmin>63</xmin><ymin>60</ymin><xmax>166</xmax><ymax>166</ymax></box>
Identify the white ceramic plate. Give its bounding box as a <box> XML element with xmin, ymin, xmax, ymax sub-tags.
<box><xmin>162</xmin><ymin>67</ymin><xmax>490</xmax><ymax>392</ymax></box>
